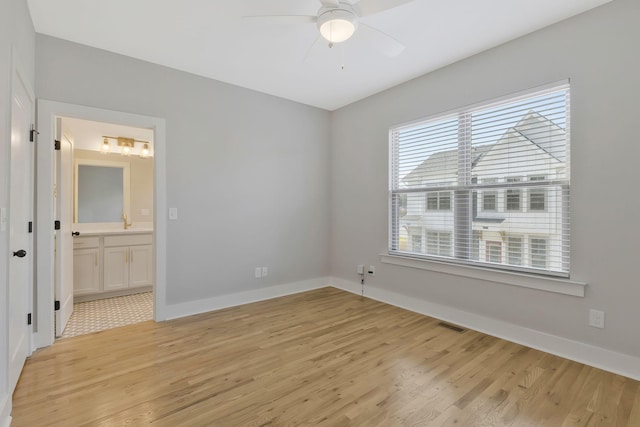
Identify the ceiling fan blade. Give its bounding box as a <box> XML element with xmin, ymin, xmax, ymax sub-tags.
<box><xmin>303</xmin><ymin>36</ymin><xmax>322</xmax><ymax>62</ymax></box>
<box><xmin>243</xmin><ymin>15</ymin><xmax>316</xmax><ymax>25</ymax></box>
<box><xmin>355</xmin><ymin>0</ymin><xmax>415</xmax><ymax>17</ymax></box>
<box><xmin>319</xmin><ymin>0</ymin><xmax>340</xmax><ymax>7</ymax></box>
<box><xmin>357</xmin><ymin>23</ymin><xmax>405</xmax><ymax>57</ymax></box>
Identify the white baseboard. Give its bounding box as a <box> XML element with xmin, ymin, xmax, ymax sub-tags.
<box><xmin>162</xmin><ymin>277</ymin><xmax>331</xmax><ymax>320</ymax></box>
<box><xmin>330</xmin><ymin>277</ymin><xmax>640</xmax><ymax>381</ymax></box>
<box><xmin>0</xmin><ymin>394</ymin><xmax>11</xmax><ymax>427</ymax></box>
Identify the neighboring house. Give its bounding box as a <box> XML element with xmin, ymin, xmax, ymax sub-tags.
<box><xmin>399</xmin><ymin>110</ymin><xmax>568</xmax><ymax>272</ymax></box>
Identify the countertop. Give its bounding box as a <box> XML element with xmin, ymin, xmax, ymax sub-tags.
<box><xmin>74</xmin><ymin>228</ymin><xmax>153</xmax><ymax>237</ymax></box>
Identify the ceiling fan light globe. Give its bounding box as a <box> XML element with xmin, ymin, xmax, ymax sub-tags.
<box><xmin>318</xmin><ymin>9</ymin><xmax>357</xmax><ymax>43</ymax></box>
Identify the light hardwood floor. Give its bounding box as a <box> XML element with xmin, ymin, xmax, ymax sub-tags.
<box><xmin>12</xmin><ymin>287</ymin><xmax>640</xmax><ymax>426</ymax></box>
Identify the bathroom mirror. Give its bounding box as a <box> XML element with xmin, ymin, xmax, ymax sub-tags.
<box><xmin>74</xmin><ymin>159</ymin><xmax>130</xmax><ymax>223</ymax></box>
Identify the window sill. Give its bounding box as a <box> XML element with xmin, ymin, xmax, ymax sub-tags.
<box><xmin>380</xmin><ymin>253</ymin><xmax>586</xmax><ymax>297</ymax></box>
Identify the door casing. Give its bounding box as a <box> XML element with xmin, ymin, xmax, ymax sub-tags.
<box><xmin>34</xmin><ymin>100</ymin><xmax>168</xmax><ymax>349</ymax></box>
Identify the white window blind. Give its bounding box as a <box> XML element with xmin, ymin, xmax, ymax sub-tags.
<box><xmin>390</xmin><ymin>83</ymin><xmax>570</xmax><ymax>277</ymax></box>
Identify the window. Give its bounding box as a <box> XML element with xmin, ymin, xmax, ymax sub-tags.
<box><xmin>506</xmin><ymin>177</ymin><xmax>521</xmax><ymax>211</ymax></box>
<box><xmin>530</xmin><ymin>238</ymin><xmax>548</xmax><ymax>269</ymax></box>
<box><xmin>481</xmin><ymin>178</ymin><xmax>497</xmax><ymax>212</ymax></box>
<box><xmin>390</xmin><ymin>83</ymin><xmax>570</xmax><ymax>277</ymax></box>
<box><xmin>411</xmin><ymin>234</ymin><xmax>422</xmax><ymax>253</ymax></box>
<box><xmin>426</xmin><ymin>191</ymin><xmax>451</xmax><ymax>211</ymax></box>
<box><xmin>483</xmin><ymin>193</ymin><xmax>497</xmax><ymax>211</ymax></box>
<box><xmin>528</xmin><ymin>176</ymin><xmax>546</xmax><ymax>211</ymax></box>
<box><xmin>426</xmin><ymin>231</ymin><xmax>451</xmax><ymax>257</ymax></box>
<box><xmin>486</xmin><ymin>241</ymin><xmax>502</xmax><ymax>263</ymax></box>
<box><xmin>507</xmin><ymin>236</ymin><xmax>523</xmax><ymax>265</ymax></box>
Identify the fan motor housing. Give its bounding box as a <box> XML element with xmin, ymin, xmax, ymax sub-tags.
<box><xmin>317</xmin><ymin>6</ymin><xmax>358</xmax><ymax>43</ymax></box>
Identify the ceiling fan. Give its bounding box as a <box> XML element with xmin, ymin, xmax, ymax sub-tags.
<box><xmin>244</xmin><ymin>0</ymin><xmax>415</xmax><ymax>57</ymax></box>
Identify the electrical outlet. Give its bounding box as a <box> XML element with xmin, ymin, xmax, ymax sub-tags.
<box><xmin>589</xmin><ymin>309</ymin><xmax>605</xmax><ymax>329</ymax></box>
<box><xmin>168</xmin><ymin>207</ymin><xmax>178</xmax><ymax>220</ymax></box>
<box><xmin>255</xmin><ymin>267</ymin><xmax>262</xmax><ymax>278</ymax></box>
<box><xmin>262</xmin><ymin>266</ymin><xmax>268</xmax><ymax>277</ymax></box>
<box><xmin>368</xmin><ymin>266</ymin><xmax>375</xmax><ymax>276</ymax></box>
<box><xmin>357</xmin><ymin>264</ymin><xmax>364</xmax><ymax>275</ymax></box>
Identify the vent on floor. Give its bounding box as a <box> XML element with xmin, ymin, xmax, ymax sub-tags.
<box><xmin>437</xmin><ymin>322</ymin><xmax>465</xmax><ymax>333</ymax></box>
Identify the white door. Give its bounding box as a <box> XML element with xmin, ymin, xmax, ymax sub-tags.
<box><xmin>8</xmin><ymin>70</ymin><xmax>34</xmax><ymax>391</ymax></box>
<box><xmin>55</xmin><ymin>119</ymin><xmax>74</xmax><ymax>337</ymax></box>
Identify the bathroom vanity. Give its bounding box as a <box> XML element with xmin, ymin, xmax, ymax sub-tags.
<box><xmin>73</xmin><ymin>229</ymin><xmax>153</xmax><ymax>301</ymax></box>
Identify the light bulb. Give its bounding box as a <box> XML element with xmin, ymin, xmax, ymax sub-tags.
<box><xmin>122</xmin><ymin>144</ymin><xmax>132</xmax><ymax>156</ymax></box>
<box><xmin>101</xmin><ymin>138</ymin><xmax>110</xmax><ymax>153</ymax></box>
<box><xmin>140</xmin><ymin>143</ymin><xmax>150</xmax><ymax>158</ymax></box>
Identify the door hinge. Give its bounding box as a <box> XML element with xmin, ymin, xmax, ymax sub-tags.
<box><xmin>30</xmin><ymin>124</ymin><xmax>38</xmax><ymax>142</ymax></box>
<box><xmin>54</xmin><ymin>220</ymin><xmax>60</xmax><ymax>230</ymax></box>
<box><xmin>54</xmin><ymin>301</ymin><xmax>60</xmax><ymax>311</ymax></box>
<box><xmin>54</xmin><ymin>139</ymin><xmax>61</xmax><ymax>150</ymax></box>
<box><xmin>28</xmin><ymin>221</ymin><xmax>33</xmax><ymax>233</ymax></box>
<box><xmin>27</xmin><ymin>313</ymin><xmax>32</xmax><ymax>325</ymax></box>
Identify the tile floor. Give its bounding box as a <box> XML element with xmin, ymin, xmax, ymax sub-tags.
<box><xmin>61</xmin><ymin>292</ymin><xmax>153</xmax><ymax>339</ymax></box>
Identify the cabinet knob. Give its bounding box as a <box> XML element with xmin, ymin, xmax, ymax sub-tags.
<box><xmin>72</xmin><ymin>231</ymin><xmax>80</xmax><ymax>237</ymax></box>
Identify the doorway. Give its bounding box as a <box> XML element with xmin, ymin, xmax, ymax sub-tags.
<box><xmin>55</xmin><ymin>117</ymin><xmax>155</xmax><ymax>338</ymax></box>
<box><xmin>34</xmin><ymin>100</ymin><xmax>167</xmax><ymax>349</ymax></box>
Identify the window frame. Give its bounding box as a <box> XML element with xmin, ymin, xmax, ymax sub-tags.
<box><xmin>389</xmin><ymin>81</ymin><xmax>571</xmax><ymax>279</ymax></box>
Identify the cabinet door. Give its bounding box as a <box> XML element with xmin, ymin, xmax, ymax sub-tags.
<box><xmin>73</xmin><ymin>248</ymin><xmax>100</xmax><ymax>295</ymax></box>
<box><xmin>129</xmin><ymin>245</ymin><xmax>153</xmax><ymax>288</ymax></box>
<box><xmin>104</xmin><ymin>246</ymin><xmax>129</xmax><ymax>291</ymax></box>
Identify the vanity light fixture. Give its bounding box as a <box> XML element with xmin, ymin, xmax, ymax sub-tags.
<box><xmin>101</xmin><ymin>135</ymin><xmax>152</xmax><ymax>158</ymax></box>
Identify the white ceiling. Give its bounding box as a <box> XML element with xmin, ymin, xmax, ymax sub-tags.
<box><xmin>28</xmin><ymin>0</ymin><xmax>610</xmax><ymax>111</ymax></box>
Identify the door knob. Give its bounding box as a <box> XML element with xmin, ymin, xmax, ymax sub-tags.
<box><xmin>72</xmin><ymin>231</ymin><xmax>80</xmax><ymax>236</ymax></box>
<box><xmin>13</xmin><ymin>249</ymin><xmax>27</xmax><ymax>258</ymax></box>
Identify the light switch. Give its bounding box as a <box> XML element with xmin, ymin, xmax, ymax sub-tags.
<box><xmin>168</xmin><ymin>208</ymin><xmax>178</xmax><ymax>220</ymax></box>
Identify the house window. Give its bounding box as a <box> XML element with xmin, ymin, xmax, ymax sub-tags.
<box><xmin>411</xmin><ymin>234</ymin><xmax>422</xmax><ymax>253</ymax></box>
<box><xmin>390</xmin><ymin>82</ymin><xmax>570</xmax><ymax>277</ymax></box>
<box><xmin>481</xmin><ymin>178</ymin><xmax>497</xmax><ymax>212</ymax></box>
<box><xmin>506</xmin><ymin>177</ymin><xmax>521</xmax><ymax>211</ymax></box>
<box><xmin>528</xmin><ymin>176</ymin><xmax>546</xmax><ymax>211</ymax></box>
<box><xmin>486</xmin><ymin>241</ymin><xmax>502</xmax><ymax>263</ymax></box>
<box><xmin>483</xmin><ymin>193</ymin><xmax>497</xmax><ymax>211</ymax></box>
<box><xmin>530</xmin><ymin>238</ymin><xmax>548</xmax><ymax>269</ymax></box>
<box><xmin>426</xmin><ymin>231</ymin><xmax>451</xmax><ymax>257</ymax></box>
<box><xmin>507</xmin><ymin>236</ymin><xmax>523</xmax><ymax>265</ymax></box>
<box><xmin>426</xmin><ymin>191</ymin><xmax>451</xmax><ymax>211</ymax></box>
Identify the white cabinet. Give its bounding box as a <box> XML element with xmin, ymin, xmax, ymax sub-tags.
<box><xmin>104</xmin><ymin>234</ymin><xmax>153</xmax><ymax>292</ymax></box>
<box><xmin>73</xmin><ymin>236</ymin><xmax>101</xmax><ymax>295</ymax></box>
<box><xmin>73</xmin><ymin>232</ymin><xmax>153</xmax><ymax>298</ymax></box>
<box><xmin>129</xmin><ymin>245</ymin><xmax>153</xmax><ymax>288</ymax></box>
<box><xmin>103</xmin><ymin>246</ymin><xmax>130</xmax><ymax>291</ymax></box>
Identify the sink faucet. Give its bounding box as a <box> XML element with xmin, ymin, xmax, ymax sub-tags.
<box><xmin>121</xmin><ymin>213</ymin><xmax>132</xmax><ymax>230</ymax></box>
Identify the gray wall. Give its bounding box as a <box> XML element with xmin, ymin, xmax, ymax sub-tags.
<box><xmin>35</xmin><ymin>35</ymin><xmax>331</xmax><ymax>304</ymax></box>
<box><xmin>330</xmin><ymin>0</ymin><xmax>640</xmax><ymax>358</ymax></box>
<box><xmin>1</xmin><ymin>0</ymin><xmax>35</xmax><ymax>417</ymax></box>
